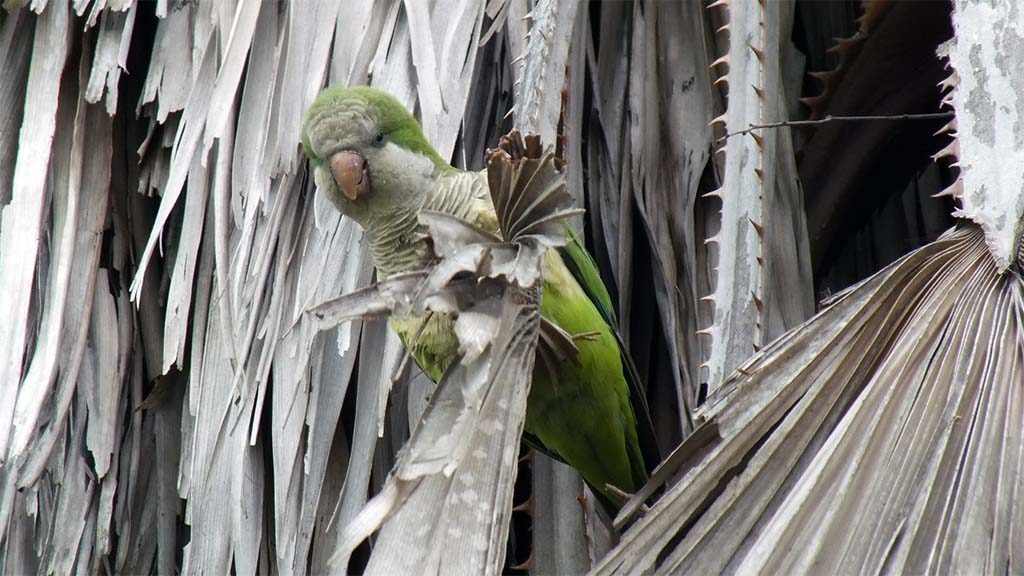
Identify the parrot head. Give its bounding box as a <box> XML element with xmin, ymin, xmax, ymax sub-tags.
<box><xmin>301</xmin><ymin>86</ymin><xmax>453</xmax><ymax>226</ymax></box>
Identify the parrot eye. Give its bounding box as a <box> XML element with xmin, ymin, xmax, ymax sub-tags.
<box><xmin>374</xmin><ymin>131</ymin><xmax>385</xmax><ymax>145</ymax></box>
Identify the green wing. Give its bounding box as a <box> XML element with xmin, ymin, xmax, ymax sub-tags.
<box><xmin>556</xmin><ymin>225</ymin><xmax>661</xmax><ymax>473</ymax></box>
<box><xmin>559</xmin><ymin>225</ymin><xmax>617</xmax><ymax>321</ymax></box>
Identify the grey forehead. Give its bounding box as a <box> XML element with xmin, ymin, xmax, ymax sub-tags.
<box><xmin>307</xmin><ymin>100</ymin><xmax>378</xmax><ymax>156</ymax></box>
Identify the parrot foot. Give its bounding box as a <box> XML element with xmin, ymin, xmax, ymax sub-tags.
<box><xmin>392</xmin><ymin>312</ymin><xmax>433</xmax><ymax>383</ymax></box>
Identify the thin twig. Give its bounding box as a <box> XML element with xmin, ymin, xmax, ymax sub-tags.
<box><xmin>716</xmin><ymin>112</ymin><xmax>955</xmax><ymax>143</ymax></box>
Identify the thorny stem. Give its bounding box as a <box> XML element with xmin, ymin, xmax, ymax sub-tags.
<box><xmin>716</xmin><ymin>112</ymin><xmax>956</xmax><ymax>143</ymax></box>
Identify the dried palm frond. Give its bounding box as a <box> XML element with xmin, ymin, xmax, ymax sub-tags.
<box><xmin>799</xmin><ymin>1</ymin><xmax>952</xmax><ymax>277</ymax></box>
<box><xmin>938</xmin><ymin>0</ymin><xmax>1024</xmax><ymax>271</ymax></box>
<box><xmin>598</xmin><ymin>223</ymin><xmax>1024</xmax><ymax>574</ymax></box>
<box><xmin>598</xmin><ymin>0</ymin><xmax>1024</xmax><ymax>571</ymax></box>
<box><xmin>701</xmin><ymin>0</ymin><xmax>813</xmax><ymax>393</ymax></box>
<box><xmin>1</xmin><ymin>0</ymin><xmax>1016</xmax><ymax>573</ymax></box>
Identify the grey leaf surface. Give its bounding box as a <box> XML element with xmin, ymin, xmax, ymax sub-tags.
<box><xmin>596</xmin><ymin>225</ymin><xmax>1023</xmax><ymax>575</ymax></box>
<box><xmin>702</xmin><ymin>0</ymin><xmax>813</xmax><ymax>394</ymax></box>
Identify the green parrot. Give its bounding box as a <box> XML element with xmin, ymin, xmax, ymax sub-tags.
<box><xmin>302</xmin><ymin>86</ymin><xmax>654</xmax><ymax>505</ymax></box>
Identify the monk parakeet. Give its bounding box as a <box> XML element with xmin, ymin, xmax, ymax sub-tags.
<box><xmin>302</xmin><ymin>86</ymin><xmax>654</xmax><ymax>504</ymax></box>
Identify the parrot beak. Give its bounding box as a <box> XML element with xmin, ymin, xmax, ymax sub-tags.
<box><xmin>330</xmin><ymin>151</ymin><xmax>370</xmax><ymax>201</ymax></box>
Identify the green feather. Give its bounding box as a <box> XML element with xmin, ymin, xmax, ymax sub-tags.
<box><xmin>560</xmin><ymin>224</ymin><xmax>617</xmax><ymax>322</ymax></box>
<box><xmin>529</xmin><ymin>250</ymin><xmax>651</xmax><ymax>499</ymax></box>
<box><xmin>557</xmin><ymin>225</ymin><xmax>661</xmax><ymax>476</ymax></box>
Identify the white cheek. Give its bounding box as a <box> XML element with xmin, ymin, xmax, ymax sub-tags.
<box><xmin>371</xmin><ymin>144</ymin><xmax>435</xmax><ymax>189</ymax></box>
<box><xmin>313</xmin><ymin>166</ymin><xmax>336</xmax><ymax>199</ymax></box>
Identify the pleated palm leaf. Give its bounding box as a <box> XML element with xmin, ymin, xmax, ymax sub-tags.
<box><xmin>598</xmin><ymin>0</ymin><xmax>1024</xmax><ymax>572</ymax></box>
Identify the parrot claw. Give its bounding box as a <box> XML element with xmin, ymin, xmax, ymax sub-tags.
<box><xmin>571</xmin><ymin>330</ymin><xmax>600</xmax><ymax>342</ymax></box>
<box><xmin>510</xmin><ymin>555</ymin><xmax>535</xmax><ymax>572</ymax></box>
<box><xmin>605</xmin><ymin>483</ymin><xmax>636</xmax><ymax>506</ymax></box>
<box><xmin>511</xmin><ymin>495</ymin><xmax>535</xmax><ymax>514</ymax></box>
